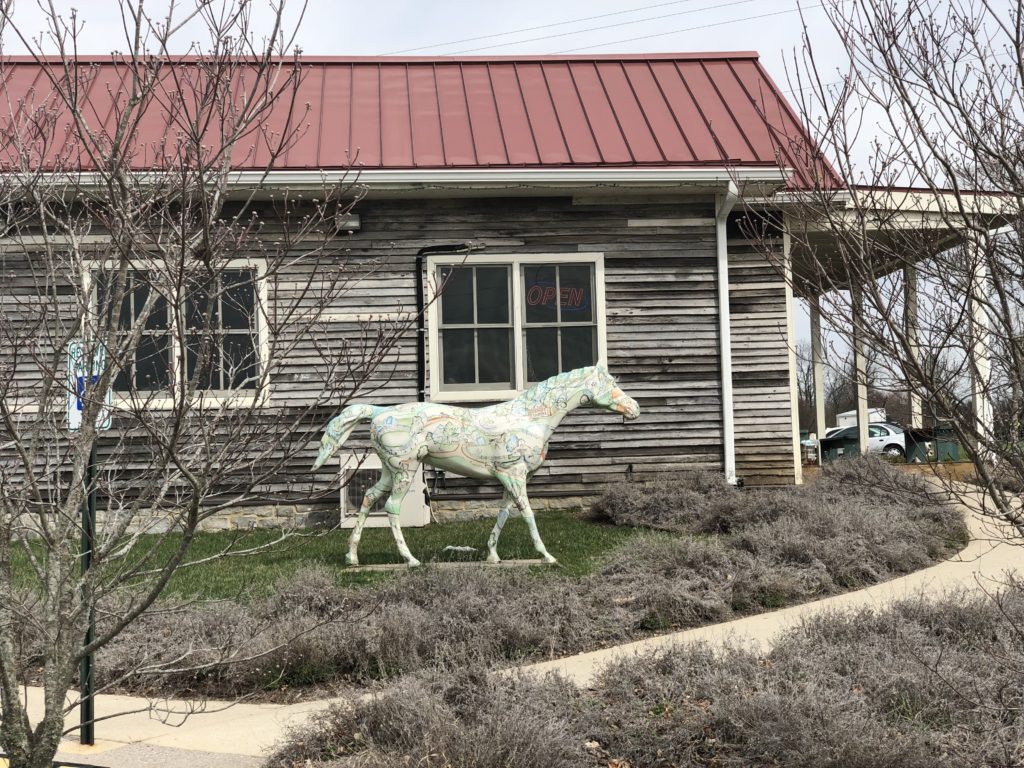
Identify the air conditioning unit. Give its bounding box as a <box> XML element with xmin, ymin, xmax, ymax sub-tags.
<box><xmin>339</xmin><ymin>452</ymin><xmax>430</xmax><ymax>528</ymax></box>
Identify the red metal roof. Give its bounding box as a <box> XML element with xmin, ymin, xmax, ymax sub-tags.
<box><xmin>0</xmin><ymin>53</ymin><xmax>838</xmax><ymax>188</ymax></box>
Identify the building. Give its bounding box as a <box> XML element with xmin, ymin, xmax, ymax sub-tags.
<box><xmin>3</xmin><ymin>53</ymin><xmax>990</xmax><ymax>526</ymax></box>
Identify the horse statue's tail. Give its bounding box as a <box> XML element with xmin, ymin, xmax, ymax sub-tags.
<box><xmin>312</xmin><ymin>404</ymin><xmax>385</xmax><ymax>470</ymax></box>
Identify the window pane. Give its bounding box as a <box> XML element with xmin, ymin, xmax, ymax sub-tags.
<box><xmin>135</xmin><ymin>333</ymin><xmax>171</xmax><ymax>390</ymax></box>
<box><xmin>142</xmin><ymin>288</ymin><xmax>169</xmax><ymax>331</ymax></box>
<box><xmin>525</xmin><ymin>327</ymin><xmax>559</xmax><ymax>382</ymax></box>
<box><xmin>440</xmin><ymin>267</ymin><xmax>474</xmax><ymax>325</ymax></box>
<box><xmin>477</xmin><ymin>328</ymin><xmax>511</xmax><ymax>385</ymax></box>
<box><xmin>475</xmin><ymin>267</ymin><xmax>509</xmax><ymax>324</ymax></box>
<box><xmin>95</xmin><ymin>272</ymin><xmax>133</xmax><ymax>331</ymax></box>
<box><xmin>186</xmin><ymin>280</ymin><xmax>217</xmax><ymax>331</ymax></box>
<box><xmin>186</xmin><ymin>336</ymin><xmax>221</xmax><ymax>389</ymax></box>
<box><xmin>222</xmin><ymin>270</ymin><xmax>256</xmax><ymax>330</ymax></box>
<box><xmin>523</xmin><ymin>265</ymin><xmax>558</xmax><ymax>324</ymax></box>
<box><xmin>560</xmin><ymin>326</ymin><xmax>596</xmax><ymax>371</ymax></box>
<box><xmin>113</xmin><ymin>340</ymin><xmax>131</xmax><ymax>391</ymax></box>
<box><xmin>222</xmin><ymin>333</ymin><xmax>258</xmax><ymax>389</ymax></box>
<box><xmin>131</xmin><ymin>280</ymin><xmax>150</xmax><ymax>322</ymax></box>
<box><xmin>441</xmin><ymin>328</ymin><xmax>475</xmax><ymax>384</ymax></box>
<box><xmin>558</xmin><ymin>265</ymin><xmax>594</xmax><ymax>322</ymax></box>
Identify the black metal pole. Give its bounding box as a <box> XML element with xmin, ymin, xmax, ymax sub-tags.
<box><xmin>79</xmin><ymin>441</ymin><xmax>96</xmax><ymax>745</ymax></box>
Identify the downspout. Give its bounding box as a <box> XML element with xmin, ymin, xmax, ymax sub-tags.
<box><xmin>716</xmin><ymin>182</ymin><xmax>739</xmax><ymax>485</ymax></box>
<box><xmin>415</xmin><ymin>243</ymin><xmax>482</xmax><ymax>402</ymax></box>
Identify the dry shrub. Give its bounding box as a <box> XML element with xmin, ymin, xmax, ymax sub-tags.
<box><xmin>98</xmin><ymin>566</ymin><xmax>631</xmax><ymax>697</ymax></box>
<box><xmin>266</xmin><ymin>583</ymin><xmax>1024</xmax><ymax>768</ymax></box>
<box><xmin>264</xmin><ymin>665</ymin><xmax>583</xmax><ymax>768</ymax></box>
<box><xmin>595</xmin><ymin>457</ymin><xmax>967</xmax><ymax>593</ymax></box>
<box><xmin>585</xmin><ymin>583</ymin><xmax>1024</xmax><ymax>768</ymax></box>
<box><xmin>100</xmin><ymin>458</ymin><xmax>968</xmax><ymax>698</ymax></box>
<box><xmin>590</xmin><ymin>470</ymin><xmax>733</xmax><ymax>532</ymax></box>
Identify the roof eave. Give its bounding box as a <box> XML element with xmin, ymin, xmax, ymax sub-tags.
<box><xmin>233</xmin><ymin>167</ymin><xmax>792</xmax><ymax>197</ymax></box>
<box><xmin>7</xmin><ymin>166</ymin><xmax>794</xmax><ymax>199</ymax></box>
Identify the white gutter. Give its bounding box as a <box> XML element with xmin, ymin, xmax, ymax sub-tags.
<box><xmin>716</xmin><ymin>181</ymin><xmax>739</xmax><ymax>485</ymax></box>
<box><xmin>230</xmin><ymin>167</ymin><xmax>792</xmax><ymax>188</ymax></box>
<box><xmin>9</xmin><ymin>166</ymin><xmax>792</xmax><ymax>192</ymax></box>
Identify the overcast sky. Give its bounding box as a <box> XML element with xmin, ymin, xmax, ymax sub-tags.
<box><xmin>1</xmin><ymin>1</ymin><xmax>850</xmax><ymax>92</ymax></box>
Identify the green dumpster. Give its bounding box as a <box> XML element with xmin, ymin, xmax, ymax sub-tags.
<box><xmin>904</xmin><ymin>428</ymin><xmax>931</xmax><ymax>463</ymax></box>
<box><xmin>933</xmin><ymin>423</ymin><xmax>962</xmax><ymax>461</ymax></box>
<box><xmin>819</xmin><ymin>430</ymin><xmax>861</xmax><ymax>462</ymax></box>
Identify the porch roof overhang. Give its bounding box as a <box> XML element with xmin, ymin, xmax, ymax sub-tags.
<box><xmin>774</xmin><ymin>185</ymin><xmax>1017</xmax><ymax>293</ymax></box>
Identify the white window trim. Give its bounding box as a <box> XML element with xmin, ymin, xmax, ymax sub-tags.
<box><xmin>425</xmin><ymin>252</ymin><xmax>607</xmax><ymax>403</ymax></box>
<box><xmin>82</xmin><ymin>259</ymin><xmax>270</xmax><ymax>411</ymax></box>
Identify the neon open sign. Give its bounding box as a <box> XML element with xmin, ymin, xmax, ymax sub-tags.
<box><xmin>525</xmin><ymin>282</ymin><xmax>590</xmax><ymax>312</ymax></box>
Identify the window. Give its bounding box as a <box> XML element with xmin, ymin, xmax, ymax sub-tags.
<box><xmin>868</xmin><ymin>425</ymin><xmax>887</xmax><ymax>438</ymax></box>
<box><xmin>437</xmin><ymin>265</ymin><xmax>513</xmax><ymax>389</ymax></box>
<box><xmin>94</xmin><ymin>267</ymin><xmax>261</xmax><ymax>396</ymax></box>
<box><xmin>522</xmin><ymin>263</ymin><xmax>597</xmax><ymax>382</ymax></box>
<box><xmin>428</xmin><ymin>253</ymin><xmax>606</xmax><ymax>401</ymax></box>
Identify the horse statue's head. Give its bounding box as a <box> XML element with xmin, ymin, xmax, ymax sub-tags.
<box><xmin>584</xmin><ymin>363</ymin><xmax>640</xmax><ymax>420</ymax></box>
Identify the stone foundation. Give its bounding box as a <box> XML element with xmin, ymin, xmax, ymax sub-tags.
<box><xmin>94</xmin><ymin>503</ymin><xmax>336</xmax><ymax>535</ymax></box>
<box><xmin>429</xmin><ymin>496</ymin><xmax>598</xmax><ymax>523</ymax></box>
<box><xmin>90</xmin><ymin>496</ymin><xmax>599</xmax><ymax>534</ymax></box>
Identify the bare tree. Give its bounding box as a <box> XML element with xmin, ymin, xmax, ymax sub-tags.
<box><xmin>0</xmin><ymin>3</ymin><xmax>405</xmax><ymax>766</ymax></box>
<box><xmin>757</xmin><ymin>0</ymin><xmax>1024</xmax><ymax>536</ymax></box>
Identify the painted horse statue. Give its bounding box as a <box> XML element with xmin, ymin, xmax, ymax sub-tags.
<box><xmin>312</xmin><ymin>364</ymin><xmax>640</xmax><ymax>567</ymax></box>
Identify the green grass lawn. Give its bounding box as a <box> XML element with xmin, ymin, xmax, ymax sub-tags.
<box><xmin>147</xmin><ymin>508</ymin><xmax>639</xmax><ymax>599</ymax></box>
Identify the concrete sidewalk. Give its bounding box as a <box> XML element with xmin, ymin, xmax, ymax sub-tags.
<box><xmin>36</xmin><ymin>688</ymin><xmax>343</xmax><ymax>766</ymax></box>
<box><xmin>16</xmin><ymin>484</ymin><xmax>1021</xmax><ymax>767</ymax></box>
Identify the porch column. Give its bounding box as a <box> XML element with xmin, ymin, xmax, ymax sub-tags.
<box><xmin>970</xmin><ymin>252</ymin><xmax>994</xmax><ymax>450</ymax></box>
<box><xmin>810</xmin><ymin>295</ymin><xmax>827</xmax><ymax>437</ymax></box>
<box><xmin>783</xmin><ymin>225</ymin><xmax>803</xmax><ymax>484</ymax></box>
<box><xmin>903</xmin><ymin>265</ymin><xmax>924</xmax><ymax>429</ymax></box>
<box><xmin>852</xmin><ymin>284</ymin><xmax>870</xmax><ymax>453</ymax></box>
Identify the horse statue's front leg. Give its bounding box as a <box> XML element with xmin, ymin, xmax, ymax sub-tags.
<box><xmin>497</xmin><ymin>473</ymin><xmax>557</xmax><ymax>565</ymax></box>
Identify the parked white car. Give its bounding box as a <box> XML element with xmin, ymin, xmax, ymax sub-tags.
<box><xmin>823</xmin><ymin>422</ymin><xmax>906</xmax><ymax>458</ymax></box>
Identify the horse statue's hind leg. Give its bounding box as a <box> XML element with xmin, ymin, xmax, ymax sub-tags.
<box><xmin>486</xmin><ymin>491</ymin><xmax>515</xmax><ymax>563</ymax></box>
<box><xmin>497</xmin><ymin>472</ymin><xmax>557</xmax><ymax>565</ymax></box>
<box><xmin>382</xmin><ymin>461</ymin><xmax>422</xmax><ymax>567</ymax></box>
<box><xmin>346</xmin><ymin>470</ymin><xmax>393</xmax><ymax>566</ymax></box>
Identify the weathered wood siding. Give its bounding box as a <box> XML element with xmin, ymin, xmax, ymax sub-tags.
<box><xmin>727</xmin><ymin>218</ymin><xmax>797</xmax><ymax>485</ymax></box>
<box><xmin>2</xmin><ymin>195</ymin><xmax>802</xmax><ymax>517</ymax></box>
<box><xmin>342</xmin><ymin>196</ymin><xmax>724</xmax><ymax>502</ymax></box>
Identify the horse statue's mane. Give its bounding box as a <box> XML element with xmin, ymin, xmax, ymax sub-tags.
<box><xmin>514</xmin><ymin>365</ymin><xmax>600</xmax><ymax>405</ymax></box>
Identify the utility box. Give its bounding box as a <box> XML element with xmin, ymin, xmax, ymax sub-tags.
<box><xmin>819</xmin><ymin>434</ymin><xmax>861</xmax><ymax>462</ymax></box>
<box><xmin>340</xmin><ymin>453</ymin><xmax>430</xmax><ymax>528</ymax></box>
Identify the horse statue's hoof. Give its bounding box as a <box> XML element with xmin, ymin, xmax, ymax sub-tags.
<box><xmin>345</xmin><ymin>554</ymin><xmax>358</xmax><ymax>567</ymax></box>
<box><xmin>543</xmin><ymin>555</ymin><xmax>558</xmax><ymax>565</ymax></box>
<box><xmin>407</xmin><ymin>558</ymin><xmax>422</xmax><ymax>567</ymax></box>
